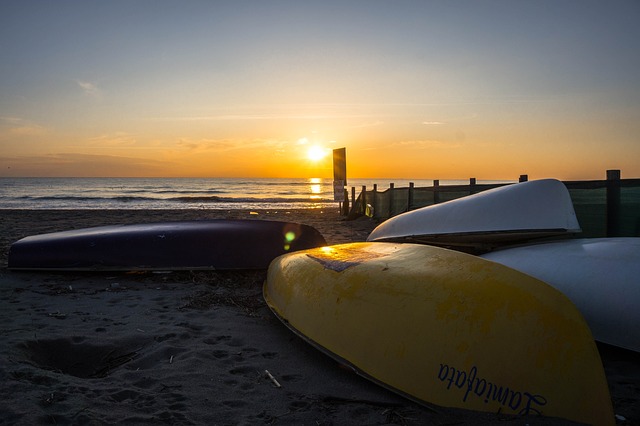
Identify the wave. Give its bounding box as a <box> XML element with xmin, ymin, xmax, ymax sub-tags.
<box><xmin>28</xmin><ymin>195</ymin><xmax>158</xmax><ymax>202</ymax></box>
<box><xmin>171</xmin><ymin>196</ymin><xmax>333</xmax><ymax>204</ymax></box>
<box><xmin>1</xmin><ymin>177</ymin><xmax>340</xmax><ymax>209</ymax></box>
<box><xmin>118</xmin><ymin>189</ymin><xmax>228</xmax><ymax>195</ymax></box>
<box><xmin>22</xmin><ymin>195</ymin><xmax>334</xmax><ymax>204</ymax></box>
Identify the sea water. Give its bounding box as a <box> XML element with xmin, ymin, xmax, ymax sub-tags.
<box><xmin>0</xmin><ymin>177</ymin><xmax>500</xmax><ymax>210</ymax></box>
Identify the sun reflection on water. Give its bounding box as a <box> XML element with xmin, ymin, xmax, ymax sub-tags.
<box><xmin>309</xmin><ymin>178</ymin><xmax>322</xmax><ymax>200</ymax></box>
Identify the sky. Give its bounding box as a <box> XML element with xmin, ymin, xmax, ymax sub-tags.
<box><xmin>1</xmin><ymin>0</ymin><xmax>639</xmax><ymax>180</ymax></box>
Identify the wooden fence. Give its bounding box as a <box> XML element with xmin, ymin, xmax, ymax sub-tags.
<box><xmin>347</xmin><ymin>170</ymin><xmax>640</xmax><ymax>238</ymax></box>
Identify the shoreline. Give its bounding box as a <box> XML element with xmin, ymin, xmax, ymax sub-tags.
<box><xmin>1</xmin><ymin>209</ymin><xmax>638</xmax><ymax>424</ymax></box>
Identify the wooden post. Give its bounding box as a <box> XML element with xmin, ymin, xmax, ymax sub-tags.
<box><xmin>519</xmin><ymin>174</ymin><xmax>528</xmax><ymax>182</ymax></box>
<box><xmin>606</xmin><ymin>169</ymin><xmax>621</xmax><ymax>237</ymax></box>
<box><xmin>433</xmin><ymin>179</ymin><xmax>440</xmax><ymax>204</ymax></box>
<box><xmin>373</xmin><ymin>184</ymin><xmax>378</xmax><ymax>218</ymax></box>
<box><xmin>351</xmin><ymin>186</ymin><xmax>356</xmax><ymax>212</ymax></box>
<box><xmin>469</xmin><ymin>177</ymin><xmax>477</xmax><ymax>195</ymax></box>
<box><xmin>408</xmin><ymin>182</ymin><xmax>414</xmax><ymax>211</ymax></box>
<box><xmin>342</xmin><ymin>189</ymin><xmax>349</xmax><ymax>215</ymax></box>
<box><xmin>389</xmin><ymin>183</ymin><xmax>395</xmax><ymax>218</ymax></box>
<box><xmin>361</xmin><ymin>185</ymin><xmax>367</xmax><ymax>214</ymax></box>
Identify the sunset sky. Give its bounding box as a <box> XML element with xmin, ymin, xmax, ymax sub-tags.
<box><xmin>1</xmin><ymin>1</ymin><xmax>639</xmax><ymax>180</ymax></box>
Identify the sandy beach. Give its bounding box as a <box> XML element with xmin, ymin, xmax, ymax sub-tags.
<box><xmin>0</xmin><ymin>209</ymin><xmax>638</xmax><ymax>425</ymax></box>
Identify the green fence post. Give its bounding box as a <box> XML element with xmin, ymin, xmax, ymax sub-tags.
<box><xmin>408</xmin><ymin>182</ymin><xmax>414</xmax><ymax>211</ymax></box>
<box><xmin>388</xmin><ymin>183</ymin><xmax>395</xmax><ymax>218</ymax></box>
<box><xmin>606</xmin><ymin>169</ymin><xmax>621</xmax><ymax>237</ymax></box>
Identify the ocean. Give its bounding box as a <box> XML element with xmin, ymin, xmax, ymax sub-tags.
<box><xmin>0</xmin><ymin>177</ymin><xmax>505</xmax><ymax>210</ymax></box>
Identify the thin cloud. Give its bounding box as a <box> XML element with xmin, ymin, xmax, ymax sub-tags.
<box><xmin>0</xmin><ymin>116</ymin><xmax>47</xmax><ymax>138</ymax></box>
<box><xmin>10</xmin><ymin>125</ymin><xmax>47</xmax><ymax>137</ymax></box>
<box><xmin>150</xmin><ymin>113</ymin><xmax>369</xmax><ymax>121</ymax></box>
<box><xmin>0</xmin><ymin>116</ymin><xmax>23</xmax><ymax>124</ymax></box>
<box><xmin>176</xmin><ymin>137</ymin><xmax>286</xmax><ymax>153</ymax></box>
<box><xmin>148</xmin><ymin>103</ymin><xmax>380</xmax><ymax>122</ymax></box>
<box><xmin>0</xmin><ymin>153</ymin><xmax>169</xmax><ymax>177</ymax></box>
<box><xmin>77</xmin><ymin>80</ymin><xmax>102</xmax><ymax>98</ymax></box>
<box><xmin>86</xmin><ymin>132</ymin><xmax>138</xmax><ymax>147</ymax></box>
<box><xmin>349</xmin><ymin>120</ymin><xmax>385</xmax><ymax>129</ymax></box>
<box><xmin>391</xmin><ymin>140</ymin><xmax>462</xmax><ymax>149</ymax></box>
<box><xmin>422</xmin><ymin>121</ymin><xmax>444</xmax><ymax>125</ymax></box>
<box><xmin>177</xmin><ymin>138</ymin><xmax>236</xmax><ymax>152</ymax></box>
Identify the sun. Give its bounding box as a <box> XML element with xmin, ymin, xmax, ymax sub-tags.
<box><xmin>307</xmin><ymin>145</ymin><xmax>328</xmax><ymax>162</ymax></box>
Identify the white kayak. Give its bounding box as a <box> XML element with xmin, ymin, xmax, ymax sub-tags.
<box><xmin>482</xmin><ymin>238</ymin><xmax>640</xmax><ymax>353</ymax></box>
<box><xmin>367</xmin><ymin>179</ymin><xmax>581</xmax><ymax>251</ymax></box>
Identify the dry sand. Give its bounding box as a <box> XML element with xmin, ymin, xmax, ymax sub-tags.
<box><xmin>0</xmin><ymin>209</ymin><xmax>637</xmax><ymax>425</ymax></box>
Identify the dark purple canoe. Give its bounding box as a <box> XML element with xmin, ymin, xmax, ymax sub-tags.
<box><xmin>7</xmin><ymin>220</ymin><xmax>327</xmax><ymax>271</ymax></box>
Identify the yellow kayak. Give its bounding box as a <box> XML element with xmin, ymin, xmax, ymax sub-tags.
<box><xmin>264</xmin><ymin>242</ymin><xmax>613</xmax><ymax>425</ymax></box>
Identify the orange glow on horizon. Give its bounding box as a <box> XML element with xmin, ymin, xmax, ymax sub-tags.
<box><xmin>1</xmin><ymin>119</ymin><xmax>638</xmax><ymax>181</ymax></box>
